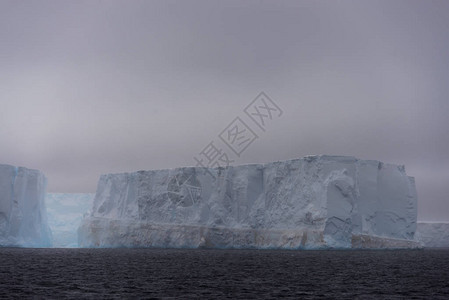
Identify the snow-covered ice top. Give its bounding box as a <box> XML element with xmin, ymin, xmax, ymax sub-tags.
<box><xmin>82</xmin><ymin>155</ymin><xmax>418</xmax><ymax>248</ymax></box>
<box><xmin>0</xmin><ymin>164</ymin><xmax>52</xmax><ymax>247</ymax></box>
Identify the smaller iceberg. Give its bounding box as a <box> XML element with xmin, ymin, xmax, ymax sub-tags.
<box><xmin>0</xmin><ymin>164</ymin><xmax>52</xmax><ymax>247</ymax></box>
<box><xmin>416</xmin><ymin>222</ymin><xmax>449</xmax><ymax>248</ymax></box>
<box><xmin>46</xmin><ymin>193</ymin><xmax>94</xmax><ymax>248</ymax></box>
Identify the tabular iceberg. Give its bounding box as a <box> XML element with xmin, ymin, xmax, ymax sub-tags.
<box><xmin>0</xmin><ymin>164</ymin><xmax>52</xmax><ymax>247</ymax></box>
<box><xmin>416</xmin><ymin>223</ymin><xmax>449</xmax><ymax>248</ymax></box>
<box><xmin>78</xmin><ymin>156</ymin><xmax>420</xmax><ymax>249</ymax></box>
<box><xmin>46</xmin><ymin>193</ymin><xmax>94</xmax><ymax>248</ymax></box>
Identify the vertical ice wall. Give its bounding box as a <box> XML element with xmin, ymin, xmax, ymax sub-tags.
<box><xmin>0</xmin><ymin>164</ymin><xmax>52</xmax><ymax>247</ymax></box>
<box><xmin>79</xmin><ymin>156</ymin><xmax>419</xmax><ymax>249</ymax></box>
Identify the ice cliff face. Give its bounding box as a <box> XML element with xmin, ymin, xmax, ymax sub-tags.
<box><xmin>416</xmin><ymin>223</ymin><xmax>449</xmax><ymax>248</ymax></box>
<box><xmin>0</xmin><ymin>164</ymin><xmax>52</xmax><ymax>247</ymax></box>
<box><xmin>78</xmin><ymin>156</ymin><xmax>419</xmax><ymax>249</ymax></box>
<box><xmin>46</xmin><ymin>193</ymin><xmax>94</xmax><ymax>248</ymax></box>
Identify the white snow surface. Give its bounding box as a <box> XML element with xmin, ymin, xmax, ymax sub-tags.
<box><xmin>78</xmin><ymin>155</ymin><xmax>419</xmax><ymax>249</ymax></box>
<box><xmin>416</xmin><ymin>222</ymin><xmax>449</xmax><ymax>248</ymax></box>
<box><xmin>0</xmin><ymin>164</ymin><xmax>52</xmax><ymax>247</ymax></box>
<box><xmin>46</xmin><ymin>193</ymin><xmax>94</xmax><ymax>248</ymax></box>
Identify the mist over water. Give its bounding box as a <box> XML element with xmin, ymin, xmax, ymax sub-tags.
<box><xmin>1</xmin><ymin>248</ymin><xmax>448</xmax><ymax>298</ymax></box>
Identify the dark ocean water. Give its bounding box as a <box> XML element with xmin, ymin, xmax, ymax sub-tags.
<box><xmin>0</xmin><ymin>248</ymin><xmax>448</xmax><ymax>299</ymax></box>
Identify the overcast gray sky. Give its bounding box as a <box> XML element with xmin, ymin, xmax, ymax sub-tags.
<box><xmin>1</xmin><ymin>0</ymin><xmax>448</xmax><ymax>221</ymax></box>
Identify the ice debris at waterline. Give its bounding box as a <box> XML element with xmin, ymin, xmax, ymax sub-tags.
<box><xmin>0</xmin><ymin>164</ymin><xmax>52</xmax><ymax>247</ymax></box>
<box><xmin>46</xmin><ymin>193</ymin><xmax>94</xmax><ymax>248</ymax></box>
<box><xmin>78</xmin><ymin>156</ymin><xmax>420</xmax><ymax>249</ymax></box>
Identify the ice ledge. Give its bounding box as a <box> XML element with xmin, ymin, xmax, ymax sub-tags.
<box><xmin>351</xmin><ymin>234</ymin><xmax>421</xmax><ymax>249</ymax></box>
<box><xmin>79</xmin><ymin>218</ymin><xmax>421</xmax><ymax>249</ymax></box>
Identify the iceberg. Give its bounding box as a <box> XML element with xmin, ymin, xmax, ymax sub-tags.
<box><xmin>416</xmin><ymin>222</ymin><xmax>449</xmax><ymax>248</ymax></box>
<box><xmin>46</xmin><ymin>193</ymin><xmax>94</xmax><ymax>248</ymax></box>
<box><xmin>78</xmin><ymin>156</ymin><xmax>420</xmax><ymax>249</ymax></box>
<box><xmin>0</xmin><ymin>164</ymin><xmax>52</xmax><ymax>247</ymax></box>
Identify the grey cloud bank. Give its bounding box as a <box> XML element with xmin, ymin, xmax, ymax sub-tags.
<box><xmin>0</xmin><ymin>0</ymin><xmax>448</xmax><ymax>221</ymax></box>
